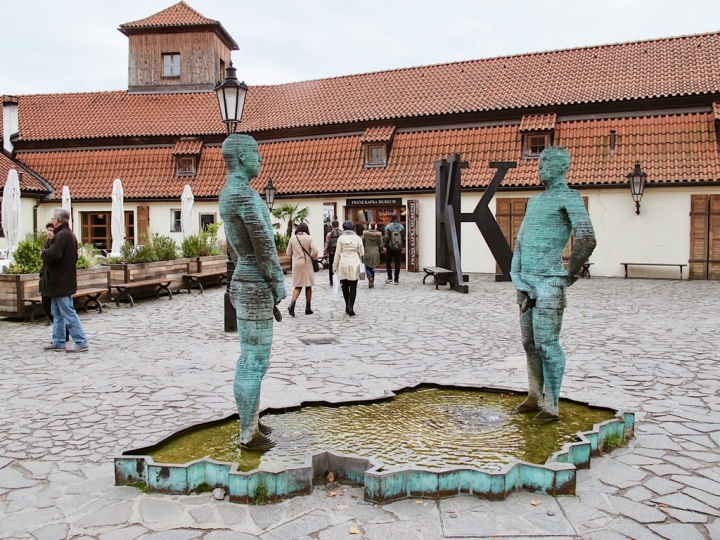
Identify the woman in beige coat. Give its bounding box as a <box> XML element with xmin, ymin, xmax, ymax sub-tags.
<box><xmin>286</xmin><ymin>222</ymin><xmax>320</xmax><ymax>316</ymax></box>
<box><xmin>332</xmin><ymin>220</ymin><xmax>364</xmax><ymax>316</ymax></box>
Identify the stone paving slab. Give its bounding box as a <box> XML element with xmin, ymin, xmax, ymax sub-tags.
<box><xmin>1</xmin><ymin>274</ymin><xmax>720</xmax><ymax>539</ymax></box>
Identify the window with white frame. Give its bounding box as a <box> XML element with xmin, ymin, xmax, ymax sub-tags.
<box><xmin>162</xmin><ymin>53</ymin><xmax>181</xmax><ymax>77</ymax></box>
<box><xmin>523</xmin><ymin>133</ymin><xmax>551</xmax><ymax>158</ymax></box>
<box><xmin>171</xmin><ymin>210</ymin><xmax>181</xmax><ymax>232</ymax></box>
<box><xmin>200</xmin><ymin>213</ymin><xmax>216</xmax><ymax>231</ymax></box>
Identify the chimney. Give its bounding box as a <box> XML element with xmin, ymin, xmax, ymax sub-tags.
<box><xmin>3</xmin><ymin>97</ymin><xmax>19</xmax><ymax>154</ymax></box>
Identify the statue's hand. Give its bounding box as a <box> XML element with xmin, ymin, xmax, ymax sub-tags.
<box><xmin>271</xmin><ymin>282</ymin><xmax>287</xmax><ymax>304</ymax></box>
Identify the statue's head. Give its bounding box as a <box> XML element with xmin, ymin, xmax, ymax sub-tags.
<box><xmin>538</xmin><ymin>146</ymin><xmax>571</xmax><ymax>186</ymax></box>
<box><xmin>222</xmin><ymin>134</ymin><xmax>261</xmax><ymax>179</ymax></box>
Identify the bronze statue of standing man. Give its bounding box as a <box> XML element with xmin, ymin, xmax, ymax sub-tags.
<box><xmin>219</xmin><ymin>134</ymin><xmax>287</xmax><ymax>449</ymax></box>
<box><xmin>510</xmin><ymin>146</ymin><xmax>596</xmax><ymax>421</ymax></box>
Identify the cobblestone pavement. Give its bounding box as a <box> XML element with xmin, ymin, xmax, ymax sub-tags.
<box><xmin>1</xmin><ymin>274</ymin><xmax>720</xmax><ymax>540</ymax></box>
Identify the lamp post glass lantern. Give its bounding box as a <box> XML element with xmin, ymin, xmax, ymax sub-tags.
<box><xmin>214</xmin><ymin>62</ymin><xmax>248</xmax><ymax>134</ymax></box>
<box><xmin>627</xmin><ymin>162</ymin><xmax>647</xmax><ymax>215</ymax></box>
<box><xmin>263</xmin><ymin>178</ymin><xmax>276</xmax><ymax>210</ymax></box>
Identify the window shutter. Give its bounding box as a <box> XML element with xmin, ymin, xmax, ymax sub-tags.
<box><xmin>708</xmin><ymin>195</ymin><xmax>720</xmax><ymax>279</ymax></box>
<box><xmin>137</xmin><ymin>205</ymin><xmax>150</xmax><ymax>242</ymax></box>
<box><xmin>689</xmin><ymin>195</ymin><xmax>709</xmax><ymax>280</ymax></box>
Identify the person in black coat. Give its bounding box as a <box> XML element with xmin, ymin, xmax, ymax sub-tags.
<box><xmin>39</xmin><ymin>222</ymin><xmax>70</xmax><ymax>340</ymax></box>
<box><xmin>41</xmin><ymin>208</ymin><xmax>89</xmax><ymax>353</ymax></box>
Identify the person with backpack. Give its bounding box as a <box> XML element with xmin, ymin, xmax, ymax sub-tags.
<box><xmin>383</xmin><ymin>213</ymin><xmax>405</xmax><ymax>284</ymax></box>
<box><xmin>324</xmin><ymin>219</ymin><xmax>342</xmax><ymax>286</ymax></box>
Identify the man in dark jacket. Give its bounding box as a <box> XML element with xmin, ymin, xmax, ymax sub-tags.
<box><xmin>41</xmin><ymin>208</ymin><xmax>89</xmax><ymax>353</ymax></box>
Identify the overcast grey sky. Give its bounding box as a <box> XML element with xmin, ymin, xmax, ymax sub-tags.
<box><xmin>2</xmin><ymin>0</ymin><xmax>720</xmax><ymax>95</ymax></box>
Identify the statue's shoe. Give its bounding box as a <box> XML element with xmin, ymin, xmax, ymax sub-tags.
<box><xmin>534</xmin><ymin>409</ymin><xmax>559</xmax><ymax>422</ymax></box>
<box><xmin>259</xmin><ymin>422</ymin><xmax>273</xmax><ymax>435</ymax></box>
<box><xmin>512</xmin><ymin>400</ymin><xmax>542</xmax><ymax>414</ymax></box>
<box><xmin>240</xmin><ymin>433</ymin><xmax>276</xmax><ymax>450</ymax></box>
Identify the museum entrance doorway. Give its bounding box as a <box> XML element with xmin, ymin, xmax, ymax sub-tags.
<box><xmin>345</xmin><ymin>198</ymin><xmax>406</xmax><ymax>268</ymax></box>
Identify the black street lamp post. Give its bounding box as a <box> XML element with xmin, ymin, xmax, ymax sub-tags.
<box><xmin>215</xmin><ymin>63</ymin><xmax>248</xmax><ymax>332</ymax></box>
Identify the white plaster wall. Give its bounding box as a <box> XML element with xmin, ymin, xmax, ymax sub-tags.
<box><xmin>0</xmin><ymin>197</ymin><xmax>37</xmax><ymax>250</ymax></box>
<box><xmin>31</xmin><ymin>185</ymin><xmax>720</xmax><ymax>279</ymax></box>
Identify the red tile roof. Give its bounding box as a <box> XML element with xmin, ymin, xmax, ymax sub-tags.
<box><xmin>360</xmin><ymin>126</ymin><xmax>396</xmax><ymax>143</ymax></box>
<box><xmin>17</xmin><ymin>147</ymin><xmax>225</xmax><ymax>200</ymax></box>
<box><xmin>172</xmin><ymin>138</ymin><xmax>203</xmax><ymax>155</ymax></box>
<box><xmin>239</xmin><ymin>31</ymin><xmax>720</xmax><ymax>133</ymax></box>
<box><xmin>16</xmin><ymin>112</ymin><xmax>720</xmax><ymax>200</ymax></box>
<box><xmin>120</xmin><ymin>1</ymin><xmax>217</xmax><ymax>28</ymax></box>
<box><xmin>255</xmin><ymin>112</ymin><xmax>720</xmax><ymax>195</ymax></box>
<box><xmin>118</xmin><ymin>2</ymin><xmax>238</xmax><ymax>50</ymax></box>
<box><xmin>12</xmin><ymin>31</ymin><xmax>720</xmax><ymax>142</ymax></box>
<box><xmin>0</xmin><ymin>153</ymin><xmax>50</xmax><ymax>193</ymax></box>
<box><xmin>519</xmin><ymin>114</ymin><xmax>557</xmax><ymax>132</ymax></box>
<box><xmin>15</xmin><ymin>91</ymin><xmax>225</xmax><ymax>142</ymax></box>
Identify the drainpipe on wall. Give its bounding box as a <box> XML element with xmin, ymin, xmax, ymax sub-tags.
<box><xmin>33</xmin><ymin>199</ymin><xmax>40</xmax><ymax>234</ymax></box>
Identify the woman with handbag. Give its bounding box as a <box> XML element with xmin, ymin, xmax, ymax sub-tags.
<box><xmin>333</xmin><ymin>220</ymin><xmax>364</xmax><ymax>316</ymax></box>
<box><xmin>286</xmin><ymin>222</ymin><xmax>320</xmax><ymax>316</ymax></box>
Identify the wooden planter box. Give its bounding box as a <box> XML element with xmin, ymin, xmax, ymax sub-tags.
<box><xmin>187</xmin><ymin>255</ymin><xmax>227</xmax><ymax>274</ymax></box>
<box><xmin>0</xmin><ymin>266</ymin><xmax>111</xmax><ymax>319</ymax></box>
<box><xmin>277</xmin><ymin>252</ymin><xmax>291</xmax><ymax>274</ymax></box>
<box><xmin>109</xmin><ymin>258</ymin><xmax>190</xmax><ymax>300</ymax></box>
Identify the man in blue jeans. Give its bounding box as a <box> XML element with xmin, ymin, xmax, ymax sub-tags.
<box><xmin>41</xmin><ymin>208</ymin><xmax>89</xmax><ymax>353</ymax></box>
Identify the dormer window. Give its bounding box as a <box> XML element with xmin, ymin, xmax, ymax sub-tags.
<box><xmin>172</xmin><ymin>138</ymin><xmax>203</xmax><ymax>177</ymax></box>
<box><xmin>162</xmin><ymin>53</ymin><xmax>181</xmax><ymax>77</ymax></box>
<box><xmin>523</xmin><ymin>133</ymin><xmax>550</xmax><ymax>158</ymax></box>
<box><xmin>367</xmin><ymin>144</ymin><xmax>386</xmax><ymax>166</ymax></box>
<box><xmin>519</xmin><ymin>113</ymin><xmax>556</xmax><ymax>159</ymax></box>
<box><xmin>361</xmin><ymin>126</ymin><xmax>396</xmax><ymax>169</ymax></box>
<box><xmin>177</xmin><ymin>156</ymin><xmax>196</xmax><ymax>176</ymax></box>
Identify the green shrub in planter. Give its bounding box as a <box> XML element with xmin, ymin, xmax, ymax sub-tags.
<box><xmin>2</xmin><ymin>232</ymin><xmax>44</xmax><ymax>274</ymax></box>
<box><xmin>117</xmin><ymin>234</ymin><xmax>179</xmax><ymax>264</ymax></box>
<box><xmin>274</xmin><ymin>232</ymin><xmax>290</xmax><ymax>252</ymax></box>
<box><xmin>181</xmin><ymin>223</ymin><xmax>224</xmax><ymax>257</ymax></box>
<box><xmin>76</xmin><ymin>243</ymin><xmax>102</xmax><ymax>269</ymax></box>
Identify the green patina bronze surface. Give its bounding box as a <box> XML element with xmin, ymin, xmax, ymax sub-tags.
<box><xmin>147</xmin><ymin>388</ymin><xmax>615</xmax><ymax>472</ymax></box>
<box><xmin>218</xmin><ymin>134</ymin><xmax>287</xmax><ymax>449</ymax></box>
<box><xmin>510</xmin><ymin>146</ymin><xmax>596</xmax><ymax>420</ymax></box>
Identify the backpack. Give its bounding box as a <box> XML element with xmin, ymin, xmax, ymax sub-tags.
<box><xmin>388</xmin><ymin>225</ymin><xmax>403</xmax><ymax>251</ymax></box>
<box><xmin>328</xmin><ymin>229</ymin><xmax>341</xmax><ymax>253</ymax></box>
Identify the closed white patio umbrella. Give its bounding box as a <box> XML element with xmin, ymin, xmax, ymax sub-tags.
<box><xmin>61</xmin><ymin>186</ymin><xmax>72</xmax><ymax>230</ymax></box>
<box><xmin>2</xmin><ymin>169</ymin><xmax>22</xmax><ymax>263</ymax></box>
<box><xmin>111</xmin><ymin>178</ymin><xmax>125</xmax><ymax>253</ymax></box>
<box><xmin>180</xmin><ymin>184</ymin><xmax>194</xmax><ymax>239</ymax></box>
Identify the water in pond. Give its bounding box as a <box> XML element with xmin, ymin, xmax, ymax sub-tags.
<box><xmin>148</xmin><ymin>388</ymin><xmax>615</xmax><ymax>472</ymax></box>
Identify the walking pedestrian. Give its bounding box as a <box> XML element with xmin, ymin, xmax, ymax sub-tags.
<box><xmin>361</xmin><ymin>221</ymin><xmax>383</xmax><ymax>288</ymax></box>
<box><xmin>41</xmin><ymin>208</ymin><xmax>89</xmax><ymax>353</ymax></box>
<box><xmin>286</xmin><ymin>222</ymin><xmax>320</xmax><ymax>316</ymax></box>
<box><xmin>333</xmin><ymin>220</ymin><xmax>364</xmax><ymax>316</ymax></box>
<box><xmin>383</xmin><ymin>213</ymin><xmax>405</xmax><ymax>284</ymax></box>
<box><xmin>324</xmin><ymin>219</ymin><xmax>342</xmax><ymax>286</ymax></box>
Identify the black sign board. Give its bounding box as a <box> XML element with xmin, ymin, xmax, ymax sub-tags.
<box><xmin>346</xmin><ymin>198</ymin><xmax>402</xmax><ymax>206</ymax></box>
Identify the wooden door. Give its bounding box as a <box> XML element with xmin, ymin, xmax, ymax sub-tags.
<box><xmin>137</xmin><ymin>205</ymin><xmax>150</xmax><ymax>242</ymax></box>
<box><xmin>690</xmin><ymin>194</ymin><xmax>720</xmax><ymax>279</ymax></box>
<box><xmin>496</xmin><ymin>198</ymin><xmax>528</xmax><ymax>273</ymax></box>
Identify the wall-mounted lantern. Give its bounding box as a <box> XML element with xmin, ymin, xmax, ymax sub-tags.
<box><xmin>263</xmin><ymin>178</ymin><xmax>276</xmax><ymax>211</ymax></box>
<box><xmin>627</xmin><ymin>162</ymin><xmax>647</xmax><ymax>215</ymax></box>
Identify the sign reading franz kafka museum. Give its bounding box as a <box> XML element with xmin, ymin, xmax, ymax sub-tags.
<box><xmin>346</xmin><ymin>198</ymin><xmax>403</xmax><ymax>207</ymax></box>
<box><xmin>407</xmin><ymin>199</ymin><xmax>418</xmax><ymax>272</ymax></box>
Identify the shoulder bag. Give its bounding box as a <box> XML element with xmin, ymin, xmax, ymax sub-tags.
<box><xmin>296</xmin><ymin>235</ymin><xmax>320</xmax><ymax>272</ymax></box>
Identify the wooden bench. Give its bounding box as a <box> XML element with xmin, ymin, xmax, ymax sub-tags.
<box><xmin>579</xmin><ymin>262</ymin><xmax>594</xmax><ymax>279</ymax></box>
<box><xmin>423</xmin><ymin>266</ymin><xmax>454</xmax><ymax>290</ymax></box>
<box><xmin>621</xmin><ymin>263</ymin><xmax>686</xmax><ymax>280</ymax></box>
<box><xmin>185</xmin><ymin>270</ymin><xmax>228</xmax><ymax>294</ymax></box>
<box><xmin>113</xmin><ymin>279</ymin><xmax>172</xmax><ymax>307</ymax></box>
<box><xmin>24</xmin><ymin>287</ymin><xmax>108</xmax><ymax>323</ymax></box>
